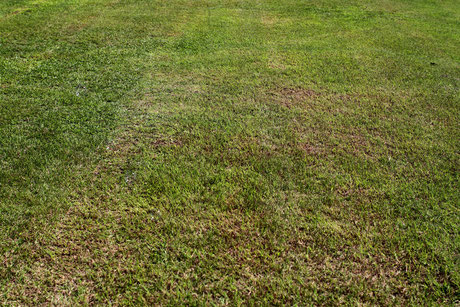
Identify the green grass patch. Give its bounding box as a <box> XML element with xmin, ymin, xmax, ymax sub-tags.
<box><xmin>1</xmin><ymin>0</ymin><xmax>459</xmax><ymax>304</ymax></box>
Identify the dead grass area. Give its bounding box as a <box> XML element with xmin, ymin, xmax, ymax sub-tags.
<box><xmin>261</xmin><ymin>15</ymin><xmax>278</xmax><ymax>26</ymax></box>
<box><xmin>274</xmin><ymin>87</ymin><xmax>321</xmax><ymax>108</ymax></box>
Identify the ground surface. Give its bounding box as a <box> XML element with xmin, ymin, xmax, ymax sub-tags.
<box><xmin>0</xmin><ymin>0</ymin><xmax>459</xmax><ymax>305</ymax></box>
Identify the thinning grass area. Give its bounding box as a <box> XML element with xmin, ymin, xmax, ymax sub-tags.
<box><xmin>1</xmin><ymin>0</ymin><xmax>459</xmax><ymax>304</ymax></box>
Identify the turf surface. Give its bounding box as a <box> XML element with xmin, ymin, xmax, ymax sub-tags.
<box><xmin>0</xmin><ymin>0</ymin><xmax>459</xmax><ymax>304</ymax></box>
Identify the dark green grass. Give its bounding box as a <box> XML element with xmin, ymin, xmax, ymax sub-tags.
<box><xmin>1</xmin><ymin>0</ymin><xmax>459</xmax><ymax>304</ymax></box>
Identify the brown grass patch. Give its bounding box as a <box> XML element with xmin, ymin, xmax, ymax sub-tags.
<box><xmin>270</xmin><ymin>87</ymin><xmax>321</xmax><ymax>108</ymax></box>
<box><xmin>2</xmin><ymin>8</ymin><xmax>31</xmax><ymax>20</ymax></box>
<box><xmin>301</xmin><ymin>143</ymin><xmax>326</xmax><ymax>156</ymax></box>
<box><xmin>261</xmin><ymin>15</ymin><xmax>278</xmax><ymax>26</ymax></box>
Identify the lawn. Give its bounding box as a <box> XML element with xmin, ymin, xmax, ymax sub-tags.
<box><xmin>0</xmin><ymin>0</ymin><xmax>459</xmax><ymax>304</ymax></box>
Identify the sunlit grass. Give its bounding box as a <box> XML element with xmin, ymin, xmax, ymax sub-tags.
<box><xmin>0</xmin><ymin>0</ymin><xmax>458</xmax><ymax>304</ymax></box>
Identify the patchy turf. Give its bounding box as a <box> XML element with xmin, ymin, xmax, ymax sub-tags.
<box><xmin>0</xmin><ymin>0</ymin><xmax>459</xmax><ymax>305</ymax></box>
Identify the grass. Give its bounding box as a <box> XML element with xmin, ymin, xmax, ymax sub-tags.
<box><xmin>0</xmin><ymin>0</ymin><xmax>459</xmax><ymax>304</ymax></box>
